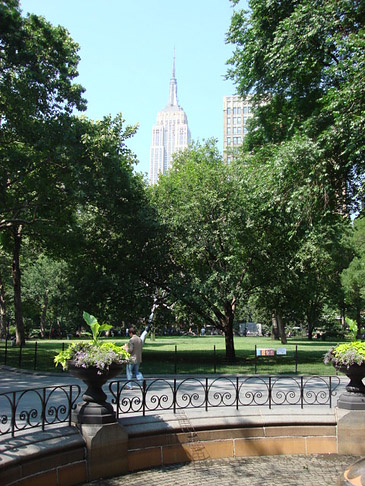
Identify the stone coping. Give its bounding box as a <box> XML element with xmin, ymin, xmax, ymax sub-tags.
<box><xmin>119</xmin><ymin>408</ymin><xmax>337</xmax><ymax>437</ymax></box>
<box><xmin>0</xmin><ymin>426</ymin><xmax>85</xmax><ymax>470</ymax></box>
<box><xmin>0</xmin><ymin>408</ymin><xmax>337</xmax><ymax>461</ymax></box>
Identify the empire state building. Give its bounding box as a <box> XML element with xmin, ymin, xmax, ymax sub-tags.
<box><xmin>149</xmin><ymin>55</ymin><xmax>191</xmax><ymax>185</ymax></box>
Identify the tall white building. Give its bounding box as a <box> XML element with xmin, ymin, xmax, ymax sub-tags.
<box><xmin>149</xmin><ymin>55</ymin><xmax>191</xmax><ymax>185</ymax></box>
<box><xmin>223</xmin><ymin>95</ymin><xmax>253</xmax><ymax>162</ymax></box>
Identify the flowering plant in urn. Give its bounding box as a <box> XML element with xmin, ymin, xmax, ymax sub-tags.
<box><xmin>324</xmin><ymin>319</ymin><xmax>365</xmax><ymax>368</ymax></box>
<box><xmin>54</xmin><ymin>311</ymin><xmax>130</xmax><ymax>373</ymax></box>
<box><xmin>324</xmin><ymin>319</ymin><xmax>365</xmax><ymax>408</ymax></box>
<box><xmin>323</xmin><ymin>342</ymin><xmax>365</xmax><ymax>368</ymax></box>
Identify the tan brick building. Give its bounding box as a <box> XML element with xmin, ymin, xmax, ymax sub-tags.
<box><xmin>223</xmin><ymin>95</ymin><xmax>253</xmax><ymax>162</ymax></box>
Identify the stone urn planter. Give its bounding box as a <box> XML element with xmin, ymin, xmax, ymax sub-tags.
<box><xmin>68</xmin><ymin>361</ymin><xmax>125</xmax><ymax>424</ymax></box>
<box><xmin>337</xmin><ymin>364</ymin><xmax>365</xmax><ymax>410</ymax></box>
<box><xmin>54</xmin><ymin>311</ymin><xmax>130</xmax><ymax>424</ymax></box>
<box><xmin>324</xmin><ymin>342</ymin><xmax>365</xmax><ymax>410</ymax></box>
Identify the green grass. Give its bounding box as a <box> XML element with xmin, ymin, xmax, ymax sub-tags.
<box><xmin>0</xmin><ymin>335</ymin><xmax>342</xmax><ymax>376</ymax></box>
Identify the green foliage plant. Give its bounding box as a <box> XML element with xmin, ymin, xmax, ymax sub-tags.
<box><xmin>324</xmin><ymin>342</ymin><xmax>365</xmax><ymax>368</ymax></box>
<box><xmin>346</xmin><ymin>317</ymin><xmax>358</xmax><ymax>342</ymax></box>
<box><xmin>324</xmin><ymin>319</ymin><xmax>365</xmax><ymax>368</ymax></box>
<box><xmin>54</xmin><ymin>312</ymin><xmax>130</xmax><ymax>373</ymax></box>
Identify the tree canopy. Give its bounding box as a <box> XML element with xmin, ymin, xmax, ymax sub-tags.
<box><xmin>0</xmin><ymin>1</ymin><xmax>164</xmax><ymax>343</ymax></box>
<box><xmin>151</xmin><ymin>140</ymin><xmax>281</xmax><ymax>359</ymax></box>
<box><xmin>226</xmin><ymin>0</ymin><xmax>365</xmax><ymax>213</ymax></box>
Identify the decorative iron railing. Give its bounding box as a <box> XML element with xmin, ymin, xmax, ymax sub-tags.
<box><xmin>109</xmin><ymin>375</ymin><xmax>341</xmax><ymax>418</ymax></box>
<box><xmin>0</xmin><ymin>375</ymin><xmax>341</xmax><ymax>437</ymax></box>
<box><xmin>0</xmin><ymin>385</ymin><xmax>81</xmax><ymax>437</ymax></box>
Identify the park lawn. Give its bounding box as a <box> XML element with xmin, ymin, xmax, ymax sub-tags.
<box><xmin>0</xmin><ymin>335</ymin><xmax>342</xmax><ymax>376</ymax></box>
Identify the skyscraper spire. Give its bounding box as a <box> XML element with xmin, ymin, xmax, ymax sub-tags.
<box><xmin>149</xmin><ymin>52</ymin><xmax>191</xmax><ymax>185</ymax></box>
<box><xmin>168</xmin><ymin>49</ymin><xmax>178</xmax><ymax>107</ymax></box>
<box><xmin>172</xmin><ymin>47</ymin><xmax>176</xmax><ymax>79</ymax></box>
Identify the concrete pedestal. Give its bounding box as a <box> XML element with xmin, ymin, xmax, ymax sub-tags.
<box><xmin>337</xmin><ymin>409</ymin><xmax>365</xmax><ymax>456</ymax></box>
<box><xmin>78</xmin><ymin>422</ymin><xmax>128</xmax><ymax>481</ymax></box>
<box><xmin>338</xmin><ymin>392</ymin><xmax>365</xmax><ymax>410</ymax></box>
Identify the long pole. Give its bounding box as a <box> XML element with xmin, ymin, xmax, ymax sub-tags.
<box><xmin>141</xmin><ymin>294</ymin><xmax>159</xmax><ymax>344</ymax></box>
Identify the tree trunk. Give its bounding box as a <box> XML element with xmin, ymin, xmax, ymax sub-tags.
<box><xmin>0</xmin><ymin>271</ymin><xmax>7</xmax><ymax>338</ymax></box>
<box><xmin>12</xmin><ymin>226</ymin><xmax>25</xmax><ymax>346</ymax></box>
<box><xmin>219</xmin><ymin>301</ymin><xmax>236</xmax><ymax>362</ymax></box>
<box><xmin>224</xmin><ymin>322</ymin><xmax>235</xmax><ymax>362</ymax></box>
<box><xmin>40</xmin><ymin>289</ymin><xmax>49</xmax><ymax>338</ymax></box>
<box><xmin>306</xmin><ymin>303</ymin><xmax>317</xmax><ymax>341</ymax></box>
<box><xmin>271</xmin><ymin>312</ymin><xmax>279</xmax><ymax>340</ymax></box>
<box><xmin>276</xmin><ymin>310</ymin><xmax>287</xmax><ymax>344</ymax></box>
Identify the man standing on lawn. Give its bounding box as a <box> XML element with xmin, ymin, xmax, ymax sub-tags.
<box><xmin>124</xmin><ymin>327</ymin><xmax>144</xmax><ymax>389</ymax></box>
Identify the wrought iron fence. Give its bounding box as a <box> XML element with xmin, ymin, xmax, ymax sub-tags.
<box><xmin>0</xmin><ymin>385</ymin><xmax>81</xmax><ymax>437</ymax></box>
<box><xmin>109</xmin><ymin>375</ymin><xmax>341</xmax><ymax>418</ymax></box>
<box><xmin>0</xmin><ymin>375</ymin><xmax>342</xmax><ymax>437</ymax></box>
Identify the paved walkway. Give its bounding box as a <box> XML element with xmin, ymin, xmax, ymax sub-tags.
<box><xmin>84</xmin><ymin>455</ymin><xmax>357</xmax><ymax>485</ymax></box>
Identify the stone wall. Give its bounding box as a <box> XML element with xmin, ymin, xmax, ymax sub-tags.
<box><xmin>0</xmin><ymin>427</ymin><xmax>87</xmax><ymax>486</ymax></box>
<box><xmin>1</xmin><ymin>410</ymin><xmax>364</xmax><ymax>486</ymax></box>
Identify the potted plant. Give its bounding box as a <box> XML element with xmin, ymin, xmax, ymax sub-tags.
<box><xmin>324</xmin><ymin>319</ymin><xmax>365</xmax><ymax>410</ymax></box>
<box><xmin>55</xmin><ymin>311</ymin><xmax>130</xmax><ymax>424</ymax></box>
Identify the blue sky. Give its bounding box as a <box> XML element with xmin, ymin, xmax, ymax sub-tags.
<box><xmin>19</xmin><ymin>0</ymin><xmax>245</xmax><ymax>176</ymax></box>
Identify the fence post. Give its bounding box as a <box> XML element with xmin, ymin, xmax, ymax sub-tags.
<box><xmin>295</xmin><ymin>345</ymin><xmax>298</xmax><ymax>373</ymax></box>
<box><xmin>269</xmin><ymin>376</ymin><xmax>272</xmax><ymax>409</ymax></box>
<box><xmin>34</xmin><ymin>341</ymin><xmax>38</xmax><ymax>370</ymax></box>
<box><xmin>329</xmin><ymin>376</ymin><xmax>332</xmax><ymax>409</ymax></box>
<box><xmin>68</xmin><ymin>385</ymin><xmax>73</xmax><ymax>426</ymax></box>
<box><xmin>254</xmin><ymin>345</ymin><xmax>257</xmax><ymax>374</ymax></box>
<box><xmin>213</xmin><ymin>345</ymin><xmax>216</xmax><ymax>373</ymax></box>
<box><xmin>173</xmin><ymin>378</ymin><xmax>177</xmax><ymax>413</ymax></box>
<box><xmin>205</xmin><ymin>377</ymin><xmax>208</xmax><ymax>412</ymax></box>
<box><xmin>11</xmin><ymin>391</ymin><xmax>16</xmax><ymax>437</ymax></box>
<box><xmin>236</xmin><ymin>376</ymin><xmax>239</xmax><ymax>411</ymax></box>
<box><xmin>142</xmin><ymin>380</ymin><xmax>147</xmax><ymax>416</ymax></box>
<box><xmin>300</xmin><ymin>376</ymin><xmax>304</xmax><ymax>408</ymax></box>
<box><xmin>174</xmin><ymin>345</ymin><xmax>177</xmax><ymax>374</ymax></box>
<box><xmin>115</xmin><ymin>381</ymin><xmax>121</xmax><ymax>419</ymax></box>
<box><xmin>42</xmin><ymin>387</ymin><xmax>46</xmax><ymax>430</ymax></box>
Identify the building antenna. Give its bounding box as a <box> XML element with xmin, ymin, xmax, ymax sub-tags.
<box><xmin>172</xmin><ymin>47</ymin><xmax>176</xmax><ymax>79</ymax></box>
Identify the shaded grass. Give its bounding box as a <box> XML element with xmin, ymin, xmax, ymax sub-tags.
<box><xmin>0</xmin><ymin>335</ymin><xmax>341</xmax><ymax>376</ymax></box>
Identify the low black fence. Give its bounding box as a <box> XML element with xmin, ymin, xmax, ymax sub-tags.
<box><xmin>0</xmin><ymin>339</ymin><xmax>313</xmax><ymax>374</ymax></box>
<box><xmin>0</xmin><ymin>375</ymin><xmax>341</xmax><ymax>438</ymax></box>
<box><xmin>110</xmin><ymin>375</ymin><xmax>341</xmax><ymax>418</ymax></box>
<box><xmin>0</xmin><ymin>385</ymin><xmax>81</xmax><ymax>437</ymax></box>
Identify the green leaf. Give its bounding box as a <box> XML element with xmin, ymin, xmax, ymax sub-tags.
<box><xmin>99</xmin><ymin>324</ymin><xmax>113</xmax><ymax>333</ymax></box>
<box><xmin>83</xmin><ymin>311</ymin><xmax>98</xmax><ymax>327</ymax></box>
